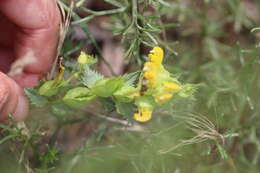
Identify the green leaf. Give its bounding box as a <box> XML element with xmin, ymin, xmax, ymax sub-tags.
<box><xmin>24</xmin><ymin>88</ymin><xmax>48</xmax><ymax>107</ymax></box>
<box><xmin>38</xmin><ymin>80</ymin><xmax>64</xmax><ymax>97</ymax></box>
<box><xmin>122</xmin><ymin>71</ymin><xmax>141</xmax><ymax>86</ymax></box>
<box><xmin>81</xmin><ymin>65</ymin><xmax>104</xmax><ymax>88</ymax></box>
<box><xmin>63</xmin><ymin>87</ymin><xmax>96</xmax><ymax>108</ymax></box>
<box><xmin>39</xmin><ymin>146</ymin><xmax>59</xmax><ymax>165</ymax></box>
<box><xmin>135</xmin><ymin>95</ymin><xmax>156</xmax><ymax>110</ymax></box>
<box><xmin>178</xmin><ymin>84</ymin><xmax>196</xmax><ymax>98</ymax></box>
<box><xmin>0</xmin><ymin>124</ymin><xmax>14</xmax><ymax>132</ymax></box>
<box><xmin>216</xmin><ymin>143</ymin><xmax>229</xmax><ymax>160</ymax></box>
<box><xmin>0</xmin><ymin>134</ymin><xmax>18</xmax><ymax>145</ymax></box>
<box><xmin>115</xmin><ymin>101</ymin><xmax>136</xmax><ymax>121</ymax></box>
<box><xmin>113</xmin><ymin>85</ymin><xmax>138</xmax><ymax>102</ymax></box>
<box><xmin>51</xmin><ymin>102</ymin><xmax>74</xmax><ymax>117</ymax></box>
<box><xmin>91</xmin><ymin>77</ymin><xmax>124</xmax><ymax>97</ymax></box>
<box><xmin>34</xmin><ymin>80</ymin><xmax>45</xmax><ymax>89</ymax></box>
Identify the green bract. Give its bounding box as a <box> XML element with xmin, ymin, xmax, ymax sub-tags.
<box><xmin>113</xmin><ymin>85</ymin><xmax>138</xmax><ymax>102</ymax></box>
<box><xmin>91</xmin><ymin>77</ymin><xmax>124</xmax><ymax>97</ymax></box>
<box><xmin>63</xmin><ymin>87</ymin><xmax>96</xmax><ymax>108</ymax></box>
<box><xmin>135</xmin><ymin>95</ymin><xmax>156</xmax><ymax>110</ymax></box>
<box><xmin>157</xmin><ymin>66</ymin><xmax>171</xmax><ymax>83</ymax></box>
<box><xmin>178</xmin><ymin>84</ymin><xmax>196</xmax><ymax>98</ymax></box>
<box><xmin>38</xmin><ymin>80</ymin><xmax>64</xmax><ymax>97</ymax></box>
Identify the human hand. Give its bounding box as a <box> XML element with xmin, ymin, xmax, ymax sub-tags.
<box><xmin>0</xmin><ymin>0</ymin><xmax>60</xmax><ymax>121</ymax></box>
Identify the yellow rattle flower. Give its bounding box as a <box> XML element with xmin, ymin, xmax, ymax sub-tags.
<box><xmin>143</xmin><ymin>54</ymin><xmax>161</xmax><ymax>86</ymax></box>
<box><xmin>163</xmin><ymin>82</ymin><xmax>182</xmax><ymax>91</ymax></box>
<box><xmin>133</xmin><ymin>107</ymin><xmax>152</xmax><ymax>122</ymax></box>
<box><xmin>144</xmin><ymin>62</ymin><xmax>157</xmax><ymax>71</ymax></box>
<box><xmin>77</xmin><ymin>52</ymin><xmax>88</xmax><ymax>65</ymax></box>
<box><xmin>144</xmin><ymin>71</ymin><xmax>156</xmax><ymax>85</ymax></box>
<box><xmin>148</xmin><ymin>46</ymin><xmax>164</xmax><ymax>65</ymax></box>
<box><xmin>156</xmin><ymin>93</ymin><xmax>173</xmax><ymax>104</ymax></box>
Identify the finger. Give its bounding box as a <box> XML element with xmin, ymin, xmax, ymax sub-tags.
<box><xmin>0</xmin><ymin>47</ymin><xmax>14</xmax><ymax>73</ymax></box>
<box><xmin>0</xmin><ymin>72</ymin><xmax>28</xmax><ymax>122</ymax></box>
<box><xmin>0</xmin><ymin>14</ymin><xmax>16</xmax><ymax>48</ymax></box>
<box><xmin>12</xmin><ymin>72</ymin><xmax>41</xmax><ymax>88</ymax></box>
<box><xmin>0</xmin><ymin>0</ymin><xmax>61</xmax><ymax>74</ymax></box>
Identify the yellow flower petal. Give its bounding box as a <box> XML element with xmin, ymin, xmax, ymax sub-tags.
<box><xmin>148</xmin><ymin>46</ymin><xmax>164</xmax><ymax>65</ymax></box>
<box><xmin>163</xmin><ymin>82</ymin><xmax>182</xmax><ymax>91</ymax></box>
<box><xmin>78</xmin><ymin>52</ymin><xmax>88</xmax><ymax>65</ymax></box>
<box><xmin>144</xmin><ymin>72</ymin><xmax>156</xmax><ymax>86</ymax></box>
<box><xmin>133</xmin><ymin>108</ymin><xmax>152</xmax><ymax>122</ymax></box>
<box><xmin>144</xmin><ymin>72</ymin><xmax>155</xmax><ymax>80</ymax></box>
<box><xmin>144</xmin><ymin>62</ymin><xmax>157</xmax><ymax>71</ymax></box>
<box><xmin>156</xmin><ymin>93</ymin><xmax>173</xmax><ymax>104</ymax></box>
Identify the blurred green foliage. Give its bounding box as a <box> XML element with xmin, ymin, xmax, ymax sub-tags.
<box><xmin>1</xmin><ymin>0</ymin><xmax>260</xmax><ymax>172</ymax></box>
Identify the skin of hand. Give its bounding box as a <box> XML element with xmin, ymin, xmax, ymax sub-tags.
<box><xmin>0</xmin><ymin>0</ymin><xmax>60</xmax><ymax>122</ymax></box>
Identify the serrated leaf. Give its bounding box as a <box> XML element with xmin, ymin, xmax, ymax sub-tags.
<box><xmin>91</xmin><ymin>77</ymin><xmax>124</xmax><ymax>97</ymax></box>
<box><xmin>24</xmin><ymin>88</ymin><xmax>48</xmax><ymax>107</ymax></box>
<box><xmin>63</xmin><ymin>87</ymin><xmax>96</xmax><ymax>108</ymax></box>
<box><xmin>81</xmin><ymin>65</ymin><xmax>104</xmax><ymax>88</ymax></box>
<box><xmin>123</xmin><ymin>71</ymin><xmax>141</xmax><ymax>86</ymax></box>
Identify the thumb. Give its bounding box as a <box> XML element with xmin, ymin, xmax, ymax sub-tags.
<box><xmin>0</xmin><ymin>72</ymin><xmax>28</xmax><ymax>122</ymax></box>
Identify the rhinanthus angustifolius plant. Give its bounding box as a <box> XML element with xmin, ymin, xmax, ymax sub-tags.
<box><xmin>133</xmin><ymin>47</ymin><xmax>193</xmax><ymax>122</ymax></box>
<box><xmin>25</xmin><ymin>46</ymin><xmax>195</xmax><ymax>122</ymax></box>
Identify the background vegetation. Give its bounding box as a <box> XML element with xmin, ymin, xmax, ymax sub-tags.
<box><xmin>0</xmin><ymin>0</ymin><xmax>260</xmax><ymax>172</ymax></box>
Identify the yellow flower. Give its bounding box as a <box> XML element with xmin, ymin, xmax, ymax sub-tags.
<box><xmin>143</xmin><ymin>62</ymin><xmax>159</xmax><ymax>86</ymax></box>
<box><xmin>77</xmin><ymin>52</ymin><xmax>88</xmax><ymax>65</ymax></box>
<box><xmin>156</xmin><ymin>93</ymin><xmax>173</xmax><ymax>104</ymax></box>
<box><xmin>148</xmin><ymin>46</ymin><xmax>164</xmax><ymax>65</ymax></box>
<box><xmin>144</xmin><ymin>71</ymin><xmax>156</xmax><ymax>85</ymax></box>
<box><xmin>163</xmin><ymin>82</ymin><xmax>182</xmax><ymax>91</ymax></box>
<box><xmin>133</xmin><ymin>107</ymin><xmax>152</xmax><ymax>122</ymax></box>
<box><xmin>144</xmin><ymin>61</ymin><xmax>159</xmax><ymax>69</ymax></box>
